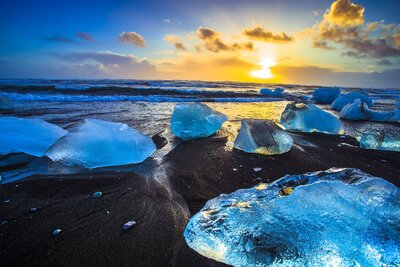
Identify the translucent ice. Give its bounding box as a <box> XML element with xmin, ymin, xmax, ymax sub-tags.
<box><xmin>360</xmin><ymin>129</ymin><xmax>400</xmax><ymax>152</ymax></box>
<box><xmin>331</xmin><ymin>92</ymin><xmax>373</xmax><ymax>111</ymax></box>
<box><xmin>47</xmin><ymin>119</ymin><xmax>156</xmax><ymax>168</ymax></box>
<box><xmin>340</xmin><ymin>99</ymin><xmax>400</xmax><ymax>123</ymax></box>
<box><xmin>170</xmin><ymin>103</ymin><xmax>227</xmax><ymax>140</ymax></box>
<box><xmin>184</xmin><ymin>168</ymin><xmax>400</xmax><ymax>267</ymax></box>
<box><xmin>0</xmin><ymin>116</ymin><xmax>67</xmax><ymax>157</ymax></box>
<box><xmin>259</xmin><ymin>87</ymin><xmax>285</xmax><ymax>97</ymax></box>
<box><xmin>234</xmin><ymin>119</ymin><xmax>293</xmax><ymax>155</ymax></box>
<box><xmin>280</xmin><ymin>102</ymin><xmax>343</xmax><ymax>134</ymax></box>
<box><xmin>0</xmin><ymin>95</ymin><xmax>13</xmax><ymax>111</ymax></box>
<box><xmin>311</xmin><ymin>87</ymin><xmax>340</xmax><ymax>104</ymax></box>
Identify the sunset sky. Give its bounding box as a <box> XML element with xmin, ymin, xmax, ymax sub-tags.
<box><xmin>1</xmin><ymin>0</ymin><xmax>400</xmax><ymax>87</ymax></box>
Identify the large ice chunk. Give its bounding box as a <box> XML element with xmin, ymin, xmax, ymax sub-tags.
<box><xmin>340</xmin><ymin>99</ymin><xmax>399</xmax><ymax>123</ymax></box>
<box><xmin>311</xmin><ymin>87</ymin><xmax>340</xmax><ymax>104</ymax></box>
<box><xmin>360</xmin><ymin>129</ymin><xmax>400</xmax><ymax>152</ymax></box>
<box><xmin>184</xmin><ymin>168</ymin><xmax>400</xmax><ymax>266</ymax></box>
<box><xmin>259</xmin><ymin>87</ymin><xmax>285</xmax><ymax>97</ymax></box>
<box><xmin>331</xmin><ymin>92</ymin><xmax>373</xmax><ymax>111</ymax></box>
<box><xmin>171</xmin><ymin>103</ymin><xmax>227</xmax><ymax>140</ymax></box>
<box><xmin>280</xmin><ymin>102</ymin><xmax>343</xmax><ymax>134</ymax></box>
<box><xmin>0</xmin><ymin>117</ymin><xmax>67</xmax><ymax>157</ymax></box>
<box><xmin>0</xmin><ymin>95</ymin><xmax>13</xmax><ymax>111</ymax></box>
<box><xmin>46</xmin><ymin>119</ymin><xmax>156</xmax><ymax>168</ymax></box>
<box><xmin>234</xmin><ymin>119</ymin><xmax>293</xmax><ymax>155</ymax></box>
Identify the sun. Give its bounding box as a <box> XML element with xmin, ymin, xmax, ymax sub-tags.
<box><xmin>250</xmin><ymin>58</ymin><xmax>277</xmax><ymax>79</ymax></box>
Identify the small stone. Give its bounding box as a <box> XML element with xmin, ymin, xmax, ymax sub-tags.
<box><xmin>92</xmin><ymin>191</ymin><xmax>102</xmax><ymax>198</ymax></box>
<box><xmin>253</xmin><ymin>167</ymin><xmax>262</xmax><ymax>172</ymax></box>
<box><xmin>122</xmin><ymin>221</ymin><xmax>136</xmax><ymax>231</ymax></box>
<box><xmin>53</xmin><ymin>229</ymin><xmax>62</xmax><ymax>236</ymax></box>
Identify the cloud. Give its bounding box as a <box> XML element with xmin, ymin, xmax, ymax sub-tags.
<box><xmin>118</xmin><ymin>32</ymin><xmax>146</xmax><ymax>48</ymax></box>
<box><xmin>271</xmin><ymin>64</ymin><xmax>400</xmax><ymax>88</ymax></box>
<box><xmin>175</xmin><ymin>43</ymin><xmax>186</xmax><ymax>51</ymax></box>
<box><xmin>163</xmin><ymin>18</ymin><xmax>171</xmax><ymax>23</ymax></box>
<box><xmin>242</xmin><ymin>25</ymin><xmax>293</xmax><ymax>43</ymax></box>
<box><xmin>376</xmin><ymin>59</ymin><xmax>393</xmax><ymax>65</ymax></box>
<box><xmin>164</xmin><ymin>34</ymin><xmax>186</xmax><ymax>51</ymax></box>
<box><xmin>40</xmin><ymin>34</ymin><xmax>79</xmax><ymax>44</ymax></box>
<box><xmin>51</xmin><ymin>51</ymin><xmax>156</xmax><ymax>78</ymax></box>
<box><xmin>308</xmin><ymin>0</ymin><xmax>400</xmax><ymax>58</ymax></box>
<box><xmin>324</xmin><ymin>0</ymin><xmax>364</xmax><ymax>26</ymax></box>
<box><xmin>76</xmin><ymin>32</ymin><xmax>95</xmax><ymax>42</ymax></box>
<box><xmin>195</xmin><ymin>27</ymin><xmax>254</xmax><ymax>53</ymax></box>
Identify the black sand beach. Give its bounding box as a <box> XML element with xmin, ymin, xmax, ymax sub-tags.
<box><xmin>1</xmin><ymin>132</ymin><xmax>399</xmax><ymax>266</ymax></box>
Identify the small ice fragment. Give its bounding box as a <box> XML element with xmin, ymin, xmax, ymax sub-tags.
<box><xmin>281</xmin><ymin>103</ymin><xmax>343</xmax><ymax>134</ymax></box>
<box><xmin>253</xmin><ymin>167</ymin><xmax>262</xmax><ymax>172</ymax></box>
<box><xmin>53</xmin><ymin>229</ymin><xmax>61</xmax><ymax>236</ymax></box>
<box><xmin>122</xmin><ymin>221</ymin><xmax>136</xmax><ymax>231</ymax></box>
<box><xmin>259</xmin><ymin>87</ymin><xmax>285</xmax><ymax>97</ymax></box>
<box><xmin>340</xmin><ymin>99</ymin><xmax>399</xmax><ymax>123</ymax></box>
<box><xmin>30</xmin><ymin>207</ymin><xmax>38</xmax><ymax>212</ymax></box>
<box><xmin>170</xmin><ymin>103</ymin><xmax>227</xmax><ymax>140</ymax></box>
<box><xmin>3</xmin><ymin>199</ymin><xmax>11</xmax><ymax>203</ymax></box>
<box><xmin>233</xmin><ymin>168</ymin><xmax>238</xmax><ymax>171</ymax></box>
<box><xmin>331</xmin><ymin>92</ymin><xmax>372</xmax><ymax>111</ymax></box>
<box><xmin>92</xmin><ymin>191</ymin><xmax>102</xmax><ymax>198</ymax></box>
<box><xmin>311</xmin><ymin>87</ymin><xmax>340</xmax><ymax>104</ymax></box>
<box><xmin>234</xmin><ymin>119</ymin><xmax>293</xmax><ymax>155</ymax></box>
<box><xmin>1</xmin><ymin>220</ymin><xmax>8</xmax><ymax>225</ymax></box>
<box><xmin>46</xmin><ymin>119</ymin><xmax>156</xmax><ymax>168</ymax></box>
<box><xmin>0</xmin><ymin>117</ymin><xmax>68</xmax><ymax>157</ymax></box>
<box><xmin>360</xmin><ymin>129</ymin><xmax>400</xmax><ymax>152</ymax></box>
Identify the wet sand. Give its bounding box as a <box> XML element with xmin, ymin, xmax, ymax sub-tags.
<box><xmin>1</xmin><ymin>133</ymin><xmax>399</xmax><ymax>266</ymax></box>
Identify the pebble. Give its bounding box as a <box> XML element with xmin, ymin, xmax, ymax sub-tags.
<box><xmin>92</xmin><ymin>191</ymin><xmax>102</xmax><ymax>198</ymax></box>
<box><xmin>122</xmin><ymin>221</ymin><xmax>136</xmax><ymax>231</ymax></box>
<box><xmin>53</xmin><ymin>229</ymin><xmax>62</xmax><ymax>236</ymax></box>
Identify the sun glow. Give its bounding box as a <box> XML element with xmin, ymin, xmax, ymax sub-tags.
<box><xmin>250</xmin><ymin>58</ymin><xmax>277</xmax><ymax>79</ymax></box>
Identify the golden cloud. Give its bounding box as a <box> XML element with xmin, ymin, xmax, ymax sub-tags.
<box><xmin>324</xmin><ymin>0</ymin><xmax>364</xmax><ymax>26</ymax></box>
<box><xmin>119</xmin><ymin>32</ymin><xmax>146</xmax><ymax>48</ymax></box>
<box><xmin>242</xmin><ymin>25</ymin><xmax>293</xmax><ymax>43</ymax></box>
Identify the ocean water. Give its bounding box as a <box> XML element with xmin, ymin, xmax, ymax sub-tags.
<box><xmin>0</xmin><ymin>79</ymin><xmax>399</xmax><ymax>183</ymax></box>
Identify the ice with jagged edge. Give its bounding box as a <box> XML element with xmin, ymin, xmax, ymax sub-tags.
<box><xmin>360</xmin><ymin>129</ymin><xmax>400</xmax><ymax>152</ymax></box>
<box><xmin>331</xmin><ymin>92</ymin><xmax>373</xmax><ymax>111</ymax></box>
<box><xmin>260</xmin><ymin>87</ymin><xmax>285</xmax><ymax>97</ymax></box>
<box><xmin>311</xmin><ymin>87</ymin><xmax>340</xmax><ymax>104</ymax></box>
<box><xmin>46</xmin><ymin>118</ymin><xmax>156</xmax><ymax>168</ymax></box>
<box><xmin>281</xmin><ymin>102</ymin><xmax>343</xmax><ymax>134</ymax></box>
<box><xmin>171</xmin><ymin>103</ymin><xmax>227</xmax><ymax>140</ymax></box>
<box><xmin>184</xmin><ymin>168</ymin><xmax>400</xmax><ymax>267</ymax></box>
<box><xmin>0</xmin><ymin>116</ymin><xmax>67</xmax><ymax>157</ymax></box>
<box><xmin>340</xmin><ymin>99</ymin><xmax>400</xmax><ymax>123</ymax></box>
<box><xmin>234</xmin><ymin>119</ymin><xmax>293</xmax><ymax>155</ymax></box>
<box><xmin>0</xmin><ymin>95</ymin><xmax>13</xmax><ymax>111</ymax></box>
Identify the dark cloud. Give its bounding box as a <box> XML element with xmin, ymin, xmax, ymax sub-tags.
<box><xmin>76</xmin><ymin>32</ymin><xmax>95</xmax><ymax>42</ymax></box>
<box><xmin>242</xmin><ymin>25</ymin><xmax>293</xmax><ymax>43</ymax></box>
<box><xmin>313</xmin><ymin>40</ymin><xmax>334</xmax><ymax>50</ymax></box>
<box><xmin>51</xmin><ymin>51</ymin><xmax>156</xmax><ymax>78</ymax></box>
<box><xmin>310</xmin><ymin>0</ymin><xmax>400</xmax><ymax>58</ymax></box>
<box><xmin>175</xmin><ymin>43</ymin><xmax>186</xmax><ymax>51</ymax></box>
<box><xmin>195</xmin><ymin>27</ymin><xmax>254</xmax><ymax>53</ymax></box>
<box><xmin>376</xmin><ymin>59</ymin><xmax>393</xmax><ymax>65</ymax></box>
<box><xmin>118</xmin><ymin>32</ymin><xmax>146</xmax><ymax>48</ymax></box>
<box><xmin>40</xmin><ymin>34</ymin><xmax>79</xmax><ymax>44</ymax></box>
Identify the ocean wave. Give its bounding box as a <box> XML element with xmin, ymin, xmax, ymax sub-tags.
<box><xmin>0</xmin><ymin>92</ymin><xmax>278</xmax><ymax>103</ymax></box>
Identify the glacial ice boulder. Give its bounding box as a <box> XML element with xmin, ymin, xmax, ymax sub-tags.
<box><xmin>0</xmin><ymin>117</ymin><xmax>67</xmax><ymax>157</ymax></box>
<box><xmin>311</xmin><ymin>87</ymin><xmax>340</xmax><ymax>104</ymax></box>
<box><xmin>281</xmin><ymin>102</ymin><xmax>344</xmax><ymax>134</ymax></box>
<box><xmin>46</xmin><ymin>119</ymin><xmax>156</xmax><ymax>168</ymax></box>
<box><xmin>340</xmin><ymin>99</ymin><xmax>400</xmax><ymax>123</ymax></box>
<box><xmin>170</xmin><ymin>103</ymin><xmax>227</xmax><ymax>140</ymax></box>
<box><xmin>260</xmin><ymin>87</ymin><xmax>285</xmax><ymax>97</ymax></box>
<box><xmin>360</xmin><ymin>129</ymin><xmax>400</xmax><ymax>152</ymax></box>
<box><xmin>331</xmin><ymin>92</ymin><xmax>373</xmax><ymax>111</ymax></box>
<box><xmin>234</xmin><ymin>119</ymin><xmax>293</xmax><ymax>155</ymax></box>
<box><xmin>0</xmin><ymin>95</ymin><xmax>13</xmax><ymax>111</ymax></box>
<box><xmin>184</xmin><ymin>168</ymin><xmax>400</xmax><ymax>267</ymax></box>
